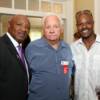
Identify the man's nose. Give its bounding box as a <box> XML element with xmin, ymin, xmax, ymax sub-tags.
<box><xmin>82</xmin><ymin>23</ymin><xmax>87</xmax><ymax>29</ymax></box>
<box><xmin>21</xmin><ymin>26</ymin><xmax>27</xmax><ymax>32</ymax></box>
<box><xmin>50</xmin><ymin>28</ymin><xmax>54</xmax><ymax>33</ymax></box>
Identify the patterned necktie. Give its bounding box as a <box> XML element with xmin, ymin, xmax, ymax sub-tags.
<box><xmin>17</xmin><ymin>45</ymin><xmax>25</xmax><ymax>66</ymax></box>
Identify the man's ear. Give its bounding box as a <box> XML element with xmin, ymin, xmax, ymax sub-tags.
<box><xmin>7</xmin><ymin>21</ymin><xmax>11</xmax><ymax>29</ymax></box>
<box><xmin>60</xmin><ymin>27</ymin><xmax>64</xmax><ymax>40</ymax></box>
<box><xmin>61</xmin><ymin>26</ymin><xmax>64</xmax><ymax>34</ymax></box>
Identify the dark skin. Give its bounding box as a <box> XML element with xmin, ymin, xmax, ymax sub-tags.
<box><xmin>96</xmin><ymin>91</ymin><xmax>100</xmax><ymax>100</ymax></box>
<box><xmin>76</xmin><ymin>12</ymin><xmax>100</xmax><ymax>100</ymax></box>
<box><xmin>76</xmin><ymin>13</ymin><xmax>96</xmax><ymax>50</ymax></box>
<box><xmin>8</xmin><ymin>15</ymin><xmax>30</xmax><ymax>44</ymax></box>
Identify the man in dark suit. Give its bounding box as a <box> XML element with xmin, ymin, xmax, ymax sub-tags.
<box><xmin>0</xmin><ymin>15</ymin><xmax>30</xmax><ymax>100</ymax></box>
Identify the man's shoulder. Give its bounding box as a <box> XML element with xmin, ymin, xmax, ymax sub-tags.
<box><xmin>0</xmin><ymin>35</ymin><xmax>7</xmax><ymax>47</ymax></box>
<box><xmin>61</xmin><ymin>40</ymin><xmax>70</xmax><ymax>48</ymax></box>
<box><xmin>71</xmin><ymin>39</ymin><xmax>81</xmax><ymax>46</ymax></box>
<box><xmin>28</xmin><ymin>38</ymin><xmax>41</xmax><ymax>45</ymax></box>
<box><xmin>26</xmin><ymin>38</ymin><xmax>44</xmax><ymax>50</ymax></box>
<box><xmin>70</xmin><ymin>39</ymin><xmax>82</xmax><ymax>52</ymax></box>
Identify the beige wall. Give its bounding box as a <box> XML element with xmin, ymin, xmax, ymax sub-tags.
<box><xmin>75</xmin><ymin>0</ymin><xmax>94</xmax><ymax>13</ymax></box>
<box><xmin>94</xmin><ymin>0</ymin><xmax>100</xmax><ymax>34</ymax></box>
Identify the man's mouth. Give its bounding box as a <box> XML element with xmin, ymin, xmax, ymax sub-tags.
<box><xmin>81</xmin><ymin>29</ymin><xmax>89</xmax><ymax>33</ymax></box>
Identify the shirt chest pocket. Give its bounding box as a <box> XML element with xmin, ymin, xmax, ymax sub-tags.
<box><xmin>93</xmin><ymin>55</ymin><xmax>100</xmax><ymax>70</ymax></box>
<box><xmin>73</xmin><ymin>55</ymin><xmax>83</xmax><ymax>70</ymax></box>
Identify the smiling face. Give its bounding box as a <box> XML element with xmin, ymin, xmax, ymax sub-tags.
<box><xmin>42</xmin><ymin>15</ymin><xmax>63</xmax><ymax>43</ymax></box>
<box><xmin>8</xmin><ymin>15</ymin><xmax>30</xmax><ymax>43</ymax></box>
<box><xmin>76</xmin><ymin>13</ymin><xmax>94</xmax><ymax>39</ymax></box>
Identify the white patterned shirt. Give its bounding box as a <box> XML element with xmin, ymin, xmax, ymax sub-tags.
<box><xmin>71</xmin><ymin>34</ymin><xmax>100</xmax><ymax>100</ymax></box>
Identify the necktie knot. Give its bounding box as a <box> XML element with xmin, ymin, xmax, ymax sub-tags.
<box><xmin>17</xmin><ymin>45</ymin><xmax>25</xmax><ymax>65</ymax></box>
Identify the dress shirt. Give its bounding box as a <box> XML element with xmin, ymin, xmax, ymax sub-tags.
<box><xmin>25</xmin><ymin>37</ymin><xmax>73</xmax><ymax>100</ymax></box>
<box><xmin>71</xmin><ymin>34</ymin><xmax>100</xmax><ymax>100</ymax></box>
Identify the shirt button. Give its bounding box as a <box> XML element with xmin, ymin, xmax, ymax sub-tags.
<box><xmin>57</xmin><ymin>87</ymin><xmax>60</xmax><ymax>90</ymax></box>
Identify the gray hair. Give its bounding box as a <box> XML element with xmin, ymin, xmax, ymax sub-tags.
<box><xmin>41</xmin><ymin>13</ymin><xmax>64</xmax><ymax>27</ymax></box>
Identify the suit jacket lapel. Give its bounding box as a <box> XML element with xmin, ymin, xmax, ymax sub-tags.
<box><xmin>2</xmin><ymin>34</ymin><xmax>27</xmax><ymax>73</ymax></box>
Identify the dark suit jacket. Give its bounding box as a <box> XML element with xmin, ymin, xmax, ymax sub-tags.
<box><xmin>0</xmin><ymin>34</ymin><xmax>30</xmax><ymax>100</ymax></box>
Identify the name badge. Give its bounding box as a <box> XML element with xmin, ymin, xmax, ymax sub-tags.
<box><xmin>61</xmin><ymin>61</ymin><xmax>69</xmax><ymax>74</ymax></box>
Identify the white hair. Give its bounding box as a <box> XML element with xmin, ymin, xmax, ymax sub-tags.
<box><xmin>41</xmin><ymin>13</ymin><xmax>64</xmax><ymax>27</ymax></box>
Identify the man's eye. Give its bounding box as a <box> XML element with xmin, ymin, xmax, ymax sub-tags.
<box><xmin>77</xmin><ymin>23</ymin><xmax>82</xmax><ymax>26</ymax></box>
<box><xmin>86</xmin><ymin>22</ymin><xmax>93</xmax><ymax>25</ymax></box>
<box><xmin>54</xmin><ymin>26</ymin><xmax>59</xmax><ymax>28</ymax></box>
<box><xmin>46</xmin><ymin>26</ymin><xmax>50</xmax><ymax>29</ymax></box>
<box><xmin>16</xmin><ymin>23</ymin><xmax>22</xmax><ymax>26</ymax></box>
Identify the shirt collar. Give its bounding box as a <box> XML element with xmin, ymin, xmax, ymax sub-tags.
<box><xmin>41</xmin><ymin>37</ymin><xmax>67</xmax><ymax>48</ymax></box>
<box><xmin>95</xmin><ymin>34</ymin><xmax>100</xmax><ymax>43</ymax></box>
<box><xmin>76</xmin><ymin>34</ymin><xmax>100</xmax><ymax>45</ymax></box>
<box><xmin>6</xmin><ymin>32</ymin><xmax>20</xmax><ymax>47</ymax></box>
